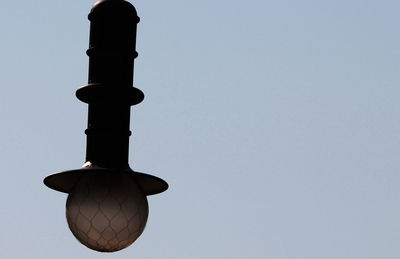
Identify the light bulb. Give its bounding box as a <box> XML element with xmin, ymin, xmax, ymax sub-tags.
<box><xmin>66</xmin><ymin>171</ymin><xmax>148</xmax><ymax>252</ymax></box>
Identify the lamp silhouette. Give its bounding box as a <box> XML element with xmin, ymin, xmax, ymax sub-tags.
<box><xmin>44</xmin><ymin>0</ymin><xmax>168</xmax><ymax>252</ymax></box>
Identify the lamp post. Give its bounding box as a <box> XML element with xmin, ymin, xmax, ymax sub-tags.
<box><xmin>44</xmin><ymin>0</ymin><xmax>168</xmax><ymax>252</ymax></box>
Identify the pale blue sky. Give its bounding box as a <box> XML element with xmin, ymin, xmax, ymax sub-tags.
<box><xmin>1</xmin><ymin>0</ymin><xmax>400</xmax><ymax>258</ymax></box>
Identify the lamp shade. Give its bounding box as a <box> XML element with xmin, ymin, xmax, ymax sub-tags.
<box><xmin>66</xmin><ymin>171</ymin><xmax>148</xmax><ymax>252</ymax></box>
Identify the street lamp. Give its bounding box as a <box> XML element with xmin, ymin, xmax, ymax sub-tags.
<box><xmin>44</xmin><ymin>0</ymin><xmax>168</xmax><ymax>252</ymax></box>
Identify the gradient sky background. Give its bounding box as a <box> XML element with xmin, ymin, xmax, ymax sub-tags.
<box><xmin>1</xmin><ymin>0</ymin><xmax>400</xmax><ymax>258</ymax></box>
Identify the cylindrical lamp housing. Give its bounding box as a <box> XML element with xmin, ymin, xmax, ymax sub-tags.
<box><xmin>44</xmin><ymin>0</ymin><xmax>168</xmax><ymax>198</ymax></box>
<box><xmin>76</xmin><ymin>0</ymin><xmax>144</xmax><ymax>169</ymax></box>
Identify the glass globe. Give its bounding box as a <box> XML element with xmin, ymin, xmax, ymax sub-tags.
<box><xmin>66</xmin><ymin>171</ymin><xmax>148</xmax><ymax>252</ymax></box>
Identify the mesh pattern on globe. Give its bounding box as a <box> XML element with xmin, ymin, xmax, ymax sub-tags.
<box><xmin>66</xmin><ymin>173</ymin><xmax>148</xmax><ymax>252</ymax></box>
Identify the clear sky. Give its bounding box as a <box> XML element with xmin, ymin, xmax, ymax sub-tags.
<box><xmin>1</xmin><ymin>0</ymin><xmax>400</xmax><ymax>258</ymax></box>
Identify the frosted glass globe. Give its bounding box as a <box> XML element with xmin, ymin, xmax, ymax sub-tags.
<box><xmin>66</xmin><ymin>172</ymin><xmax>148</xmax><ymax>252</ymax></box>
